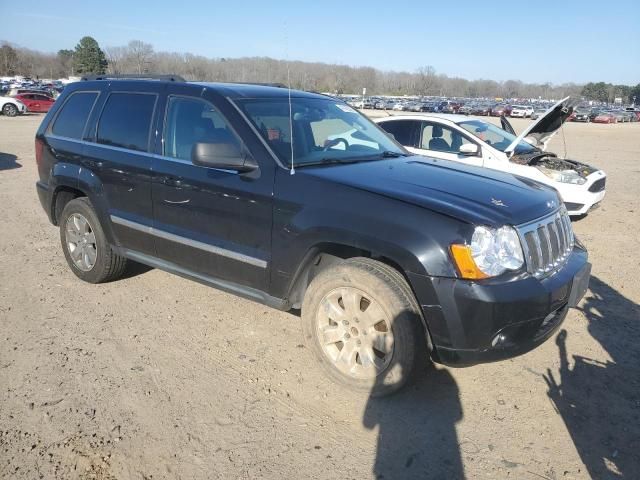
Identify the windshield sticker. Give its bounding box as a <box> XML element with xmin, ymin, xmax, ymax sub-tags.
<box><xmin>336</xmin><ymin>103</ymin><xmax>356</xmax><ymax>113</ymax></box>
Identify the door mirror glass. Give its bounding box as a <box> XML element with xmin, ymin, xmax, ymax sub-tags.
<box><xmin>459</xmin><ymin>143</ymin><xmax>479</xmax><ymax>155</ymax></box>
<box><xmin>191</xmin><ymin>142</ymin><xmax>257</xmax><ymax>172</ymax></box>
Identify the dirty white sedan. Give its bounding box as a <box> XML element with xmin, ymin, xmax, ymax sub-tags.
<box><xmin>375</xmin><ymin>97</ymin><xmax>606</xmax><ymax>216</ymax></box>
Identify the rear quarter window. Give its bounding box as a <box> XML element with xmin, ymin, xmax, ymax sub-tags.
<box><xmin>97</xmin><ymin>93</ymin><xmax>157</xmax><ymax>152</ymax></box>
<box><xmin>51</xmin><ymin>92</ymin><xmax>99</xmax><ymax>140</ymax></box>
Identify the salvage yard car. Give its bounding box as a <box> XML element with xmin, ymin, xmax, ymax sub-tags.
<box><xmin>15</xmin><ymin>93</ymin><xmax>55</xmax><ymax>113</ymax></box>
<box><xmin>510</xmin><ymin>105</ymin><xmax>533</xmax><ymax>118</ymax></box>
<box><xmin>0</xmin><ymin>95</ymin><xmax>27</xmax><ymax>117</ymax></box>
<box><xmin>571</xmin><ymin>108</ymin><xmax>591</xmax><ymax>122</ymax></box>
<box><xmin>376</xmin><ymin>97</ymin><xmax>606</xmax><ymax>216</ymax></box>
<box><xmin>35</xmin><ymin>77</ymin><xmax>591</xmax><ymax>396</ymax></box>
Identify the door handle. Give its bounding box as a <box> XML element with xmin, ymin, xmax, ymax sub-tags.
<box><xmin>81</xmin><ymin>159</ymin><xmax>103</xmax><ymax>169</ymax></box>
<box><xmin>163</xmin><ymin>177</ymin><xmax>183</xmax><ymax>187</ymax></box>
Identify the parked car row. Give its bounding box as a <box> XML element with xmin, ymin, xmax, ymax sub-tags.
<box><xmin>342</xmin><ymin>93</ymin><xmax>637</xmax><ymax>125</ymax></box>
<box><xmin>565</xmin><ymin>107</ymin><xmax>638</xmax><ymax>123</ymax></box>
<box><xmin>0</xmin><ymin>78</ymin><xmax>60</xmax><ymax>116</ymax></box>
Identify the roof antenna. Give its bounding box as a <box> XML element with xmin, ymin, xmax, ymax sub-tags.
<box><xmin>285</xmin><ymin>21</ymin><xmax>295</xmax><ymax>175</ymax></box>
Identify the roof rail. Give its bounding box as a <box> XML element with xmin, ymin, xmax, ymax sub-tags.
<box><xmin>220</xmin><ymin>81</ymin><xmax>287</xmax><ymax>88</ymax></box>
<box><xmin>81</xmin><ymin>74</ymin><xmax>186</xmax><ymax>82</ymax></box>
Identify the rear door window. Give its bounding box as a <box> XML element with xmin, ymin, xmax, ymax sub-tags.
<box><xmin>378</xmin><ymin>120</ymin><xmax>420</xmax><ymax>147</ymax></box>
<box><xmin>97</xmin><ymin>93</ymin><xmax>157</xmax><ymax>152</ymax></box>
<box><xmin>51</xmin><ymin>91</ymin><xmax>99</xmax><ymax>140</ymax></box>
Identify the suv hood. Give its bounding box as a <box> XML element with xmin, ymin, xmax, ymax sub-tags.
<box><xmin>304</xmin><ymin>156</ymin><xmax>561</xmax><ymax>226</ymax></box>
<box><xmin>504</xmin><ymin>96</ymin><xmax>577</xmax><ymax>154</ymax></box>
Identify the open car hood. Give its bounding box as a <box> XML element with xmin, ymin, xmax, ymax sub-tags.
<box><xmin>504</xmin><ymin>96</ymin><xmax>577</xmax><ymax>154</ymax></box>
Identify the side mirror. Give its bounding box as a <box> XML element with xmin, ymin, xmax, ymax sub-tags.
<box><xmin>459</xmin><ymin>143</ymin><xmax>479</xmax><ymax>156</ymax></box>
<box><xmin>191</xmin><ymin>142</ymin><xmax>257</xmax><ymax>173</ymax></box>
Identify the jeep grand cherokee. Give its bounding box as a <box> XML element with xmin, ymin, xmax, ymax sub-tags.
<box><xmin>35</xmin><ymin>77</ymin><xmax>591</xmax><ymax>396</ymax></box>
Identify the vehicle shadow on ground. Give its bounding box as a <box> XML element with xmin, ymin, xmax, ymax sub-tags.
<box><xmin>543</xmin><ymin>275</ymin><xmax>640</xmax><ymax>478</ymax></box>
<box><xmin>119</xmin><ymin>261</ymin><xmax>154</xmax><ymax>280</ymax></box>
<box><xmin>363</xmin><ymin>362</ymin><xmax>464</xmax><ymax>479</ymax></box>
<box><xmin>0</xmin><ymin>152</ymin><xmax>21</xmax><ymax>171</ymax></box>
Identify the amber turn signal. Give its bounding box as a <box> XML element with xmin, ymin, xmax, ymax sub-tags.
<box><xmin>450</xmin><ymin>244</ymin><xmax>489</xmax><ymax>280</ymax></box>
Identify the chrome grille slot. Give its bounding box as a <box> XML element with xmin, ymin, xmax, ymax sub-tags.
<box><xmin>524</xmin><ymin>232</ymin><xmax>540</xmax><ymax>271</ymax></box>
<box><xmin>540</xmin><ymin>226</ymin><xmax>552</xmax><ymax>271</ymax></box>
<box><xmin>517</xmin><ymin>208</ymin><xmax>575</xmax><ymax>278</ymax></box>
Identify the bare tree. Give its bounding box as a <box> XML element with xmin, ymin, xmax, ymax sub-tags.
<box><xmin>125</xmin><ymin>40</ymin><xmax>154</xmax><ymax>74</ymax></box>
<box><xmin>0</xmin><ymin>44</ymin><xmax>18</xmax><ymax>76</ymax></box>
<box><xmin>104</xmin><ymin>46</ymin><xmax>126</xmax><ymax>74</ymax></box>
<box><xmin>416</xmin><ymin>66</ymin><xmax>439</xmax><ymax>96</ymax></box>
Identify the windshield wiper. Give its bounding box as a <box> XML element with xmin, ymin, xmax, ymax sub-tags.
<box><xmin>380</xmin><ymin>150</ymin><xmax>407</xmax><ymax>158</ymax></box>
<box><xmin>296</xmin><ymin>156</ymin><xmax>379</xmax><ymax>168</ymax></box>
<box><xmin>295</xmin><ymin>151</ymin><xmax>407</xmax><ymax>168</ymax></box>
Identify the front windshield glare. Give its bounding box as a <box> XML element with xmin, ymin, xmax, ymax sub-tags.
<box><xmin>458</xmin><ymin>120</ymin><xmax>536</xmax><ymax>154</ymax></box>
<box><xmin>235</xmin><ymin>97</ymin><xmax>405</xmax><ymax>166</ymax></box>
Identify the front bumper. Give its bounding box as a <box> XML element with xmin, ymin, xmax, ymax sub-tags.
<box><xmin>557</xmin><ymin>171</ymin><xmax>606</xmax><ymax>216</ymax></box>
<box><xmin>408</xmin><ymin>246</ymin><xmax>590</xmax><ymax>367</ymax></box>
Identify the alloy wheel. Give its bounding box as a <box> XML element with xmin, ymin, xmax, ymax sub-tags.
<box><xmin>315</xmin><ymin>287</ymin><xmax>394</xmax><ymax>379</ymax></box>
<box><xmin>65</xmin><ymin>213</ymin><xmax>97</xmax><ymax>271</ymax></box>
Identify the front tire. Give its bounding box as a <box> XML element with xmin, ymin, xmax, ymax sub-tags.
<box><xmin>59</xmin><ymin>198</ymin><xmax>127</xmax><ymax>283</ymax></box>
<box><xmin>3</xmin><ymin>104</ymin><xmax>18</xmax><ymax>117</ymax></box>
<box><xmin>301</xmin><ymin>258</ymin><xmax>427</xmax><ymax>397</ymax></box>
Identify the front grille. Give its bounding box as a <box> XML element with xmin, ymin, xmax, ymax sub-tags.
<box><xmin>588</xmin><ymin>177</ymin><xmax>606</xmax><ymax>193</ymax></box>
<box><xmin>517</xmin><ymin>208</ymin><xmax>574</xmax><ymax>278</ymax></box>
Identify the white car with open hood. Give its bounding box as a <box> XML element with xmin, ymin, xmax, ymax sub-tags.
<box><xmin>374</xmin><ymin>97</ymin><xmax>606</xmax><ymax>216</ymax></box>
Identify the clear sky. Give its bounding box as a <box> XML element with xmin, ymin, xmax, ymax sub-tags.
<box><xmin>1</xmin><ymin>0</ymin><xmax>638</xmax><ymax>85</ymax></box>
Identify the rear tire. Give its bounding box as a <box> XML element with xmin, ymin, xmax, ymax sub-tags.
<box><xmin>301</xmin><ymin>257</ymin><xmax>427</xmax><ymax>397</ymax></box>
<box><xmin>59</xmin><ymin>197</ymin><xmax>127</xmax><ymax>283</ymax></box>
<box><xmin>3</xmin><ymin>104</ymin><xmax>18</xmax><ymax>117</ymax></box>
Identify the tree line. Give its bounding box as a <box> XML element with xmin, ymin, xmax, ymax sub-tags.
<box><xmin>1</xmin><ymin>36</ymin><xmax>638</xmax><ymax>103</ymax></box>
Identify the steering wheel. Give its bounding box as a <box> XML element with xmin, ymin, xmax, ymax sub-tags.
<box><xmin>323</xmin><ymin>138</ymin><xmax>349</xmax><ymax>151</ymax></box>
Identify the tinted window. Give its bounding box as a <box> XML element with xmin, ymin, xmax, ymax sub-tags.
<box><xmin>163</xmin><ymin>96</ymin><xmax>240</xmax><ymax>161</ymax></box>
<box><xmin>51</xmin><ymin>91</ymin><xmax>98</xmax><ymax>139</ymax></box>
<box><xmin>97</xmin><ymin>93</ymin><xmax>156</xmax><ymax>152</ymax></box>
<box><xmin>378</xmin><ymin>120</ymin><xmax>420</xmax><ymax>147</ymax></box>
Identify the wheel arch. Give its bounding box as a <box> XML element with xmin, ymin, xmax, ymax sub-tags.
<box><xmin>286</xmin><ymin>241</ymin><xmax>422</xmax><ymax>310</ymax></box>
<box><xmin>288</xmin><ymin>243</ymin><xmax>435</xmax><ymax>356</ymax></box>
<box><xmin>50</xmin><ymin>170</ymin><xmax>116</xmax><ymax>245</ymax></box>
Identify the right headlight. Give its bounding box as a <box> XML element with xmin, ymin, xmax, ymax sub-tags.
<box><xmin>450</xmin><ymin>226</ymin><xmax>524</xmax><ymax>279</ymax></box>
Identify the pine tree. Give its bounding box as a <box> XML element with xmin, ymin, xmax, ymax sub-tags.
<box><xmin>73</xmin><ymin>36</ymin><xmax>107</xmax><ymax>75</ymax></box>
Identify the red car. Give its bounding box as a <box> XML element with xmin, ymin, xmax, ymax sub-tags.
<box><xmin>491</xmin><ymin>104</ymin><xmax>512</xmax><ymax>116</ymax></box>
<box><xmin>592</xmin><ymin>112</ymin><xmax>617</xmax><ymax>124</ymax></box>
<box><xmin>14</xmin><ymin>93</ymin><xmax>55</xmax><ymax>113</ymax></box>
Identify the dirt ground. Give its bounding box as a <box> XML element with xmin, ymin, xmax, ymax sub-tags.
<box><xmin>1</xmin><ymin>112</ymin><xmax>639</xmax><ymax>480</ymax></box>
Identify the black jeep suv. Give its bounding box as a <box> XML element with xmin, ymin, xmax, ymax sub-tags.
<box><xmin>35</xmin><ymin>77</ymin><xmax>591</xmax><ymax>396</ymax></box>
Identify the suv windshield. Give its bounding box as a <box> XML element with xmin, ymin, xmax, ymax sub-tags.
<box><xmin>457</xmin><ymin>120</ymin><xmax>537</xmax><ymax>154</ymax></box>
<box><xmin>235</xmin><ymin>97</ymin><xmax>405</xmax><ymax>167</ymax></box>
